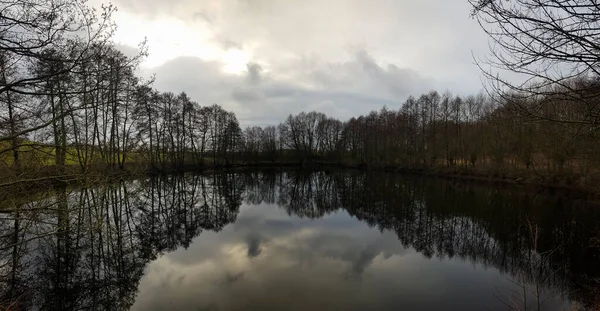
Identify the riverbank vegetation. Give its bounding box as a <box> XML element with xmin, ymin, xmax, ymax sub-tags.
<box><xmin>1</xmin><ymin>0</ymin><xmax>600</xmax><ymax>194</ymax></box>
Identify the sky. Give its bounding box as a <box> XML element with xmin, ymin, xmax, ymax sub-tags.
<box><xmin>94</xmin><ymin>0</ymin><xmax>491</xmax><ymax>126</ymax></box>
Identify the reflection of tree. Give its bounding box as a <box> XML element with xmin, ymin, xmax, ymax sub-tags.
<box><xmin>0</xmin><ymin>173</ymin><xmax>244</xmax><ymax>310</ymax></box>
<box><xmin>246</xmin><ymin>171</ymin><xmax>600</xmax><ymax>309</ymax></box>
<box><xmin>0</xmin><ymin>202</ymin><xmax>30</xmax><ymax>309</ymax></box>
<box><xmin>0</xmin><ymin>171</ymin><xmax>598</xmax><ymax>309</ymax></box>
<box><xmin>275</xmin><ymin>171</ymin><xmax>340</xmax><ymax>218</ymax></box>
<box><xmin>244</xmin><ymin>172</ymin><xmax>278</xmax><ymax>205</ymax></box>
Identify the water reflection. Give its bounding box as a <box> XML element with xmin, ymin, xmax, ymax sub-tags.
<box><xmin>0</xmin><ymin>171</ymin><xmax>599</xmax><ymax>310</ymax></box>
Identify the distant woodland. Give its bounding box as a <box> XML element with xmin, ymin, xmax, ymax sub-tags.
<box><xmin>1</xmin><ymin>0</ymin><xmax>600</xmax><ymax>192</ymax></box>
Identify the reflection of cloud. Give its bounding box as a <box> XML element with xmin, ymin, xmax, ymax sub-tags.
<box><xmin>245</xmin><ymin>234</ymin><xmax>262</xmax><ymax>258</ymax></box>
<box><xmin>224</xmin><ymin>272</ymin><xmax>245</xmax><ymax>284</ymax></box>
<box><xmin>348</xmin><ymin>247</ymin><xmax>378</xmax><ymax>279</ymax></box>
<box><xmin>131</xmin><ymin>202</ymin><xmax>569</xmax><ymax>311</ymax></box>
<box><xmin>131</xmin><ymin>206</ymin><xmax>407</xmax><ymax>310</ymax></box>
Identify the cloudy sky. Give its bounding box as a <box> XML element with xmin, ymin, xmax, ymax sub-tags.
<box><xmin>95</xmin><ymin>0</ymin><xmax>491</xmax><ymax>126</ymax></box>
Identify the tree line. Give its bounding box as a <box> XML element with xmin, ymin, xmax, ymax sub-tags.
<box><xmin>0</xmin><ymin>0</ymin><xmax>247</xmax><ymax>174</ymax></box>
<box><xmin>2</xmin><ymin>0</ymin><xmax>600</xmax><ymax>188</ymax></box>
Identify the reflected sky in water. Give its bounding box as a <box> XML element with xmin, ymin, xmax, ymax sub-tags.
<box><xmin>132</xmin><ymin>202</ymin><xmax>570</xmax><ymax>311</ymax></box>
<box><xmin>1</xmin><ymin>171</ymin><xmax>597</xmax><ymax>310</ymax></box>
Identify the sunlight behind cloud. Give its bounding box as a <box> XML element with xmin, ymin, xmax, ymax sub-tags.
<box><xmin>112</xmin><ymin>10</ymin><xmax>253</xmax><ymax>74</ymax></box>
<box><xmin>222</xmin><ymin>49</ymin><xmax>251</xmax><ymax>74</ymax></box>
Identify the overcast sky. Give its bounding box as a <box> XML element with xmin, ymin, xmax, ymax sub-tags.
<box><xmin>96</xmin><ymin>0</ymin><xmax>491</xmax><ymax>126</ymax></box>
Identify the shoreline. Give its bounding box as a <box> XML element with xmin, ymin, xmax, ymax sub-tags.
<box><xmin>0</xmin><ymin>162</ymin><xmax>597</xmax><ymax>202</ymax></box>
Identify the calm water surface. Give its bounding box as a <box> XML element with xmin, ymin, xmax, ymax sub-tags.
<box><xmin>0</xmin><ymin>171</ymin><xmax>599</xmax><ymax>310</ymax></box>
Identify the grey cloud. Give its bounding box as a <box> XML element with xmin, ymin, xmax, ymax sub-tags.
<box><xmin>220</xmin><ymin>38</ymin><xmax>243</xmax><ymax>50</ymax></box>
<box><xmin>192</xmin><ymin>10</ymin><xmax>215</xmax><ymax>24</ymax></box>
<box><xmin>110</xmin><ymin>0</ymin><xmax>488</xmax><ymax>94</ymax></box>
<box><xmin>141</xmin><ymin>56</ymin><xmax>238</xmax><ymax>105</ymax></box>
<box><xmin>103</xmin><ymin>0</ymin><xmax>494</xmax><ymax>125</ymax></box>
<box><xmin>246</xmin><ymin>62</ymin><xmax>262</xmax><ymax>85</ymax></box>
<box><xmin>305</xmin><ymin>50</ymin><xmax>433</xmax><ymax>100</ymax></box>
<box><xmin>263</xmin><ymin>85</ymin><xmax>299</xmax><ymax>98</ymax></box>
<box><xmin>143</xmin><ymin>51</ymin><xmax>431</xmax><ymax>127</ymax></box>
<box><xmin>232</xmin><ymin>88</ymin><xmax>261</xmax><ymax>103</ymax></box>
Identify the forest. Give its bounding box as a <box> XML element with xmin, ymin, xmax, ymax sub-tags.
<box><xmin>1</xmin><ymin>0</ymin><xmax>600</xmax><ymax>193</ymax></box>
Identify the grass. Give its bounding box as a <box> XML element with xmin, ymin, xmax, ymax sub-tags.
<box><xmin>0</xmin><ymin>141</ymin><xmax>87</xmax><ymax>166</ymax></box>
<box><xmin>0</xmin><ymin>140</ymin><xmax>146</xmax><ymax>168</ymax></box>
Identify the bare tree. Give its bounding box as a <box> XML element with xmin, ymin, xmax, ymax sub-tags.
<box><xmin>470</xmin><ymin>0</ymin><xmax>600</xmax><ymax>125</ymax></box>
<box><xmin>0</xmin><ymin>0</ymin><xmax>119</xmax><ymax>142</ymax></box>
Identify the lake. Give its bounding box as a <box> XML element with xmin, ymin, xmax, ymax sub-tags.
<box><xmin>0</xmin><ymin>170</ymin><xmax>598</xmax><ymax>310</ymax></box>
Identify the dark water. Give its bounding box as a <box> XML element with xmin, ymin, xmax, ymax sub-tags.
<box><xmin>0</xmin><ymin>171</ymin><xmax>599</xmax><ymax>310</ymax></box>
